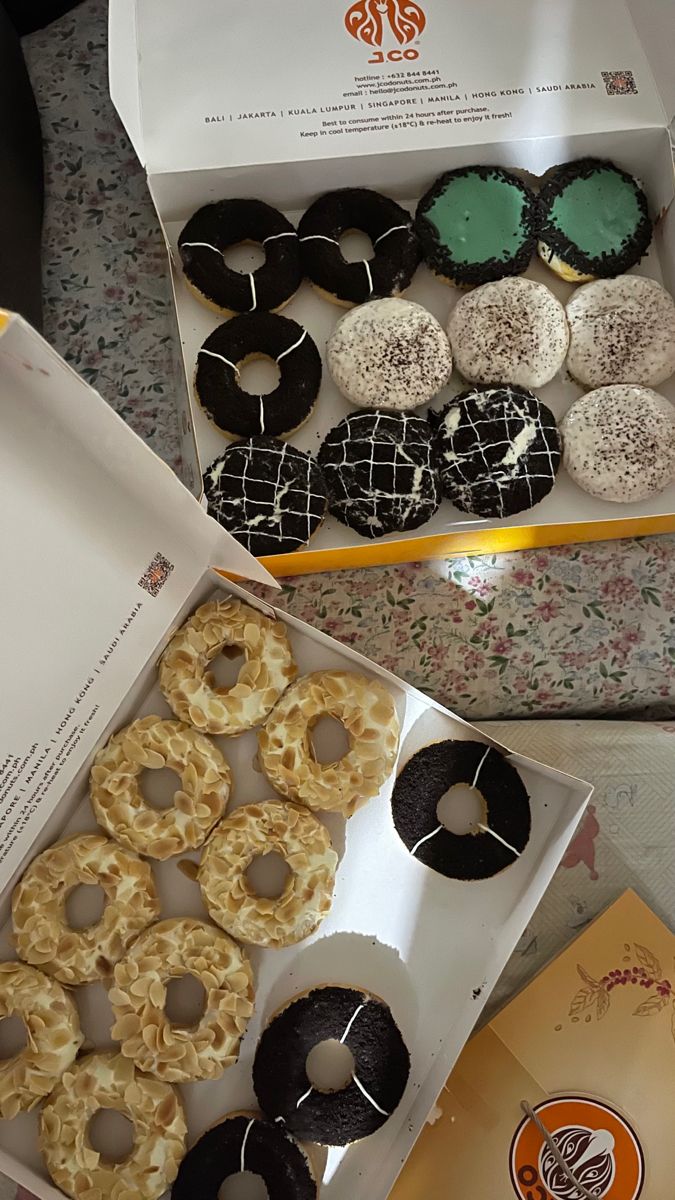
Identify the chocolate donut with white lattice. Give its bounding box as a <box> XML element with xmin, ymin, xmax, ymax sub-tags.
<box><xmin>432</xmin><ymin>386</ymin><xmax>561</xmax><ymax>518</ymax></box>
<box><xmin>318</xmin><ymin>410</ymin><xmax>440</xmax><ymax>538</ymax></box>
<box><xmin>298</xmin><ymin>188</ymin><xmax>420</xmax><ymax>306</ymax></box>
<box><xmin>203</xmin><ymin>438</ymin><xmax>328</xmax><ymax>556</ymax></box>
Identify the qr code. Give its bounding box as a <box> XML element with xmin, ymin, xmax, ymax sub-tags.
<box><xmin>601</xmin><ymin>70</ymin><xmax>638</xmax><ymax>96</ymax></box>
<box><xmin>138</xmin><ymin>553</ymin><xmax>174</xmax><ymax>597</ymax></box>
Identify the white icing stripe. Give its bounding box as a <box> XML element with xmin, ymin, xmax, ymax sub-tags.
<box><xmin>299</xmin><ymin>234</ymin><xmax>339</xmax><ymax>244</ymax></box>
<box><xmin>249</xmin><ymin>273</ymin><xmax>257</xmax><ymax>311</ymax></box>
<box><xmin>352</xmin><ymin>1073</ymin><xmax>389</xmax><ymax>1116</ymax></box>
<box><xmin>259</xmin><ymin>397</ymin><xmax>265</xmax><ymax>434</ymax></box>
<box><xmin>181</xmin><ymin>240</ymin><xmax>221</xmax><ymax>254</ymax></box>
<box><xmin>199</xmin><ymin>347</ymin><xmax>240</xmax><ymax>376</ymax></box>
<box><xmin>240</xmin><ymin>1118</ymin><xmax>255</xmax><ymax>1172</ymax></box>
<box><xmin>475</xmin><ymin>822</ymin><xmax>521</xmax><ymax>858</ymax></box>
<box><xmin>340</xmin><ymin>1003</ymin><xmax>365</xmax><ymax>1043</ymax></box>
<box><xmin>471</xmin><ymin>745</ymin><xmax>491</xmax><ymax>788</ymax></box>
<box><xmin>374</xmin><ymin>223</ymin><xmax>409</xmax><ymax>245</ymax></box>
<box><xmin>363</xmin><ymin>259</ymin><xmax>374</xmax><ymax>297</ymax></box>
<box><xmin>276</xmin><ymin>329</ymin><xmax>307</xmax><ymax>363</ymax></box>
<box><xmin>263</xmin><ymin>231</ymin><xmax>297</xmax><ymax>243</ymax></box>
<box><xmin>410</xmin><ymin>823</ymin><xmax>443</xmax><ymax>857</ymax></box>
<box><xmin>274</xmin><ymin>1115</ymin><xmax>285</xmax><ymax>1124</ymax></box>
<box><xmin>295</xmin><ymin>1084</ymin><xmax>314</xmax><ymax>1110</ymax></box>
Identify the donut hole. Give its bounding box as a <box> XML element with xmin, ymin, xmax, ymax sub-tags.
<box><xmin>246</xmin><ymin>851</ymin><xmax>292</xmax><ymax>900</ymax></box>
<box><xmin>209</xmin><ymin>645</ymin><xmax>248</xmax><ymax>689</ymax></box>
<box><xmin>305</xmin><ymin>1038</ymin><xmax>355</xmax><ymax>1093</ymax></box>
<box><xmin>87</xmin><ymin>1108</ymin><xmax>135</xmax><ymax>1164</ymax></box>
<box><xmin>222</xmin><ymin>241</ymin><xmax>266</xmax><ymax>274</ymax></box>
<box><xmin>141</xmin><ymin>766</ymin><xmax>183</xmax><ymax>811</ymax></box>
<box><xmin>164</xmin><ymin>973</ymin><xmax>207</xmax><ymax>1027</ymax></box>
<box><xmin>0</xmin><ymin>1014</ymin><xmax>27</xmax><ymax>1059</ymax></box>
<box><xmin>310</xmin><ymin>715</ymin><xmax>350</xmax><ymax>764</ymax></box>
<box><xmin>218</xmin><ymin>1172</ymin><xmax>270</xmax><ymax>1200</ymax></box>
<box><xmin>65</xmin><ymin>883</ymin><xmax>106</xmax><ymax>930</ymax></box>
<box><xmin>238</xmin><ymin>354</ymin><xmax>281</xmax><ymax>397</ymax></box>
<box><xmin>339</xmin><ymin>228</ymin><xmax>374</xmax><ymax>263</ymax></box>
<box><xmin>436</xmin><ymin>784</ymin><xmax>486</xmax><ymax>836</ymax></box>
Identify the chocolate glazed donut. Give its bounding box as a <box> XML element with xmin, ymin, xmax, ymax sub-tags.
<box><xmin>178</xmin><ymin>199</ymin><xmax>303</xmax><ymax>315</ymax></box>
<box><xmin>171</xmin><ymin>1113</ymin><xmax>317</xmax><ymax>1200</ymax></box>
<box><xmin>391</xmin><ymin>740</ymin><xmax>531</xmax><ymax>880</ymax></box>
<box><xmin>298</xmin><ymin>188</ymin><xmax>421</xmax><ymax>306</ymax></box>
<box><xmin>253</xmin><ymin>986</ymin><xmax>410</xmax><ymax>1145</ymax></box>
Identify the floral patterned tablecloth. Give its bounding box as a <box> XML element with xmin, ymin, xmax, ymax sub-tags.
<box><xmin>3</xmin><ymin>4</ymin><xmax>672</xmax><ymax>1198</ymax></box>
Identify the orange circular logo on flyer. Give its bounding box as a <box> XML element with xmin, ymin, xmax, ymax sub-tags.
<box><xmin>344</xmin><ymin>0</ymin><xmax>426</xmax><ymax>48</ymax></box>
<box><xmin>509</xmin><ymin>1097</ymin><xmax>644</xmax><ymax>1200</ymax></box>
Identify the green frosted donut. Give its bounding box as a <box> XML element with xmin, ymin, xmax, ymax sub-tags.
<box><xmin>414</xmin><ymin>165</ymin><xmax>539</xmax><ymax>287</ymax></box>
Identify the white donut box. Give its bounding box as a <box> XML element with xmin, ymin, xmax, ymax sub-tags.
<box><xmin>106</xmin><ymin>0</ymin><xmax>675</xmax><ymax>576</ymax></box>
<box><xmin>0</xmin><ymin>312</ymin><xmax>592</xmax><ymax>1198</ymax></box>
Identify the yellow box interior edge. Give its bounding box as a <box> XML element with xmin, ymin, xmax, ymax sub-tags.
<box><xmin>240</xmin><ymin>514</ymin><xmax>675</xmax><ymax>577</ymax></box>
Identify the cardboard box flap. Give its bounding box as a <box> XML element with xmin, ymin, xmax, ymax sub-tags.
<box><xmin>0</xmin><ymin>314</ymin><xmax>273</xmax><ymax>886</ymax></box>
<box><xmin>122</xmin><ymin>0</ymin><xmax>665</xmax><ymax>180</ymax></box>
<box><xmin>628</xmin><ymin>0</ymin><xmax>675</xmax><ymax>125</ymax></box>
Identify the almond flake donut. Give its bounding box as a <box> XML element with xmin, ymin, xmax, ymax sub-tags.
<box><xmin>199</xmin><ymin>799</ymin><xmax>338</xmax><ymax>948</ymax></box>
<box><xmin>40</xmin><ymin>1051</ymin><xmax>187</xmax><ymax>1200</ymax></box>
<box><xmin>109</xmin><ymin>917</ymin><xmax>254</xmax><ymax>1083</ymax></box>
<box><xmin>159</xmin><ymin>598</ymin><xmax>297</xmax><ymax>736</ymax></box>
<box><xmin>258</xmin><ymin>670</ymin><xmax>400</xmax><ymax>817</ymax></box>
<box><xmin>90</xmin><ymin>716</ymin><xmax>231</xmax><ymax>860</ymax></box>
<box><xmin>0</xmin><ymin>962</ymin><xmax>83</xmax><ymax>1119</ymax></box>
<box><xmin>12</xmin><ymin>834</ymin><xmax>160</xmax><ymax>984</ymax></box>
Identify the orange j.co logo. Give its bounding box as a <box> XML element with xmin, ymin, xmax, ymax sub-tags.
<box><xmin>344</xmin><ymin>0</ymin><xmax>426</xmax><ymax>63</ymax></box>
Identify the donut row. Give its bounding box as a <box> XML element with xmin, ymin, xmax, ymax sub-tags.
<box><xmin>178</xmin><ymin>158</ymin><xmax>653</xmax><ymax>315</ymax></box>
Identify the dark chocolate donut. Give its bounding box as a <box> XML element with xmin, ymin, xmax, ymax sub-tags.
<box><xmin>391</xmin><ymin>740</ymin><xmax>531</xmax><ymax>880</ymax></box>
<box><xmin>171</xmin><ymin>1112</ymin><xmax>317</xmax><ymax>1200</ymax></box>
<box><xmin>298</xmin><ymin>189</ymin><xmax>421</xmax><ymax>306</ymax></box>
<box><xmin>178</xmin><ymin>199</ymin><xmax>302</xmax><ymax>315</ymax></box>
<box><xmin>253</xmin><ymin>986</ymin><xmax>410</xmax><ymax>1145</ymax></box>
<box><xmin>415</xmin><ymin>166</ymin><xmax>539</xmax><ymax>287</ymax></box>
<box><xmin>318</xmin><ymin>410</ymin><xmax>440</xmax><ymax>538</ymax></box>
<box><xmin>203</xmin><ymin>438</ymin><xmax>328</xmax><ymax>556</ymax></box>
<box><xmin>195</xmin><ymin>314</ymin><xmax>322</xmax><ymax>439</ymax></box>
<box><xmin>432</xmin><ymin>386</ymin><xmax>561</xmax><ymax>518</ymax></box>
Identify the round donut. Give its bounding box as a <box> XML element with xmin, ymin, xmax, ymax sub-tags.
<box><xmin>537</xmin><ymin>158</ymin><xmax>652</xmax><ymax>282</ymax></box>
<box><xmin>12</xmin><ymin>833</ymin><xmax>160</xmax><ymax>984</ymax></box>
<box><xmin>318</xmin><ymin>410</ymin><xmax>441</xmax><ymax>538</ymax></box>
<box><xmin>195</xmin><ymin>314</ymin><xmax>322</xmax><ymax>439</ymax></box>
<box><xmin>159</xmin><ymin>598</ymin><xmax>297</xmax><ymax>736</ymax></box>
<box><xmin>326</xmin><ymin>297</ymin><xmax>453</xmax><ymax>411</ymax></box>
<box><xmin>448</xmin><ymin>277</ymin><xmax>569</xmax><ymax>389</ymax></box>
<box><xmin>178</xmin><ymin>198</ymin><xmax>302</xmax><ymax>316</ymax></box>
<box><xmin>391</xmin><ymin>740</ymin><xmax>531</xmax><ymax>880</ymax></box>
<box><xmin>0</xmin><ymin>962</ymin><xmax>83</xmax><ymax>1119</ymax></box>
<box><xmin>298</xmin><ymin>188</ymin><xmax>420</xmax><ymax>307</ymax></box>
<box><xmin>199</xmin><ymin>800</ymin><xmax>338</xmax><ymax>948</ymax></box>
<box><xmin>109</xmin><ymin>917</ymin><xmax>254</xmax><ymax>1083</ymax></box>
<box><xmin>414</xmin><ymin>165</ymin><xmax>539</xmax><ymax>287</ymax></box>
<box><xmin>561</xmin><ymin>384</ymin><xmax>675</xmax><ymax>502</ymax></box>
<box><xmin>252</xmin><ymin>985</ymin><xmax>410</xmax><ymax>1145</ymax></box>
<box><xmin>90</xmin><ymin>716</ymin><xmax>231</xmax><ymax>860</ymax></box>
<box><xmin>566</xmin><ymin>275</ymin><xmax>675</xmax><ymax>389</ymax></box>
<box><xmin>172</xmin><ymin>1111</ymin><xmax>318</xmax><ymax>1200</ymax></box>
<box><xmin>203</xmin><ymin>438</ymin><xmax>329</xmax><ymax>556</ymax></box>
<box><xmin>257</xmin><ymin>670</ymin><xmax>400</xmax><ymax>817</ymax></box>
<box><xmin>40</xmin><ymin>1051</ymin><xmax>187</xmax><ymax>1200</ymax></box>
<box><xmin>433</xmin><ymin>386</ymin><xmax>562</xmax><ymax>518</ymax></box>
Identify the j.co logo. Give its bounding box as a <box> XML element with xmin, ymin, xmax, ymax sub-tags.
<box><xmin>344</xmin><ymin>0</ymin><xmax>426</xmax><ymax>63</ymax></box>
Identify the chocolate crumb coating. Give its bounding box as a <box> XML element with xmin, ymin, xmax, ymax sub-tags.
<box><xmin>172</xmin><ymin>1113</ymin><xmax>317</xmax><ymax>1200</ymax></box>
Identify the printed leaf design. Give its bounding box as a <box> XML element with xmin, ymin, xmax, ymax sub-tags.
<box><xmin>596</xmin><ymin>989</ymin><xmax>610</xmax><ymax>1020</ymax></box>
<box><xmin>576</xmin><ymin>963</ymin><xmax>601</xmax><ymax>990</ymax></box>
<box><xmin>569</xmin><ymin>988</ymin><xmax>598</xmax><ymax>1016</ymax></box>
<box><xmin>634</xmin><ymin>944</ymin><xmax>662</xmax><ymax>981</ymax></box>
<box><xmin>633</xmin><ymin>994</ymin><xmax>669</xmax><ymax>1016</ymax></box>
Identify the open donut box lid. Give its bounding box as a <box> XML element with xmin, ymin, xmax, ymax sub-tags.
<box><xmin>0</xmin><ymin>311</ymin><xmax>594</xmax><ymax>1200</ymax></box>
<box><xmin>109</xmin><ymin>0</ymin><xmax>675</xmax><ymax>575</ymax></box>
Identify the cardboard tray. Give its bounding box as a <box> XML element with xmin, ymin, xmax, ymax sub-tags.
<box><xmin>109</xmin><ymin>0</ymin><xmax>675</xmax><ymax>575</ymax></box>
<box><xmin>0</xmin><ymin>313</ymin><xmax>592</xmax><ymax>1199</ymax></box>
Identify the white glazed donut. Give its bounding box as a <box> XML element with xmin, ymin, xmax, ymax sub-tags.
<box><xmin>327</xmin><ymin>297</ymin><xmax>453</xmax><ymax>410</ymax></box>
<box><xmin>562</xmin><ymin>385</ymin><xmax>675</xmax><ymax>502</ymax></box>
<box><xmin>0</xmin><ymin>962</ymin><xmax>83</xmax><ymax>1119</ymax></box>
<box><xmin>447</xmin><ymin>277</ymin><xmax>569</xmax><ymax>388</ymax></box>
<box><xmin>159</xmin><ymin>598</ymin><xmax>297</xmax><ymax>736</ymax></box>
<box><xmin>566</xmin><ymin>275</ymin><xmax>675</xmax><ymax>388</ymax></box>
<box><xmin>40</xmin><ymin>1052</ymin><xmax>187</xmax><ymax>1200</ymax></box>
